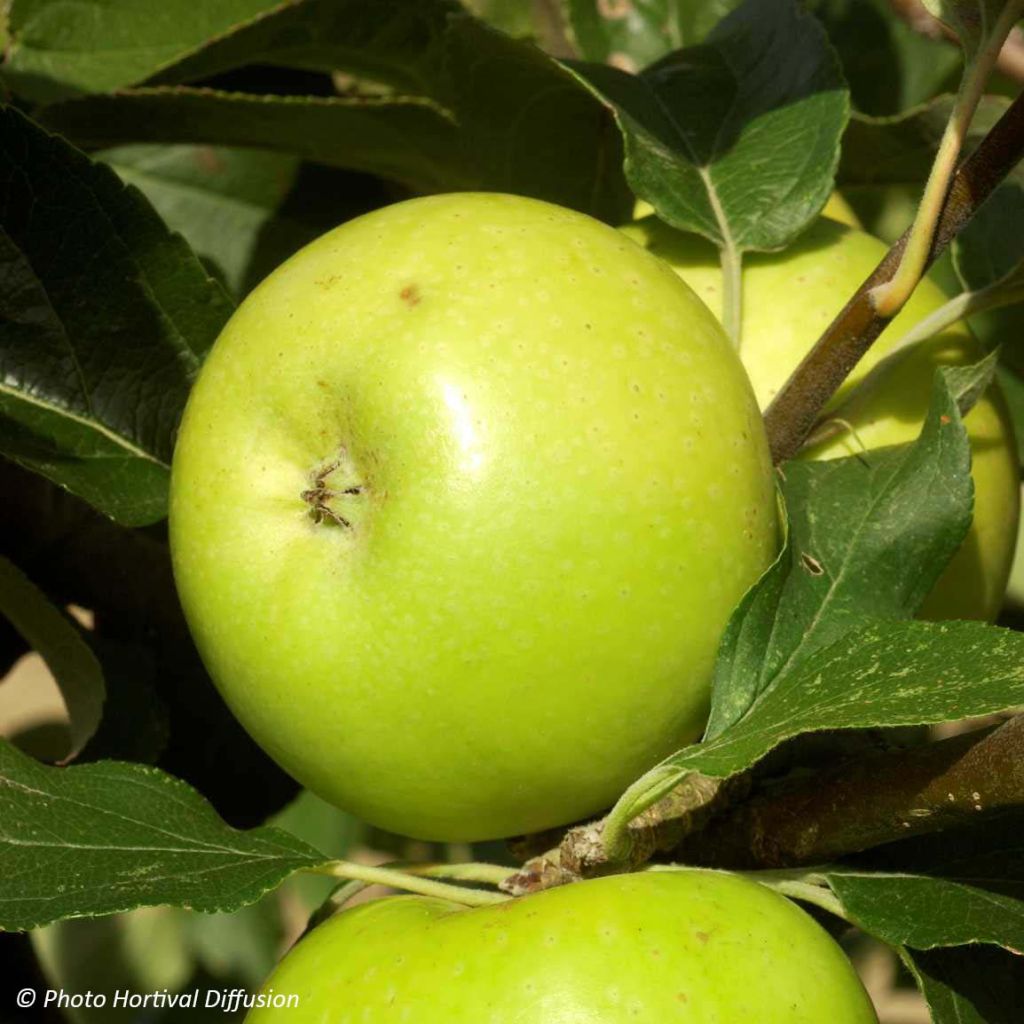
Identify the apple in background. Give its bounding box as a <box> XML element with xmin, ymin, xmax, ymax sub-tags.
<box><xmin>623</xmin><ymin>215</ymin><xmax>1019</xmax><ymax>622</ymax></box>
<box><xmin>245</xmin><ymin>870</ymin><xmax>879</xmax><ymax>1023</ymax></box>
<box><xmin>169</xmin><ymin>193</ymin><xmax>777</xmax><ymax>842</ymax></box>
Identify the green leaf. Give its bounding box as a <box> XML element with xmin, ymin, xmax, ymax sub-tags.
<box><xmin>618</xmin><ymin>617</ymin><xmax>1024</xmax><ymax>825</ymax></box>
<box><xmin>131</xmin><ymin>0</ymin><xmax>630</xmax><ymax>218</ymax></box>
<box><xmin>957</xmin><ymin>186</ymin><xmax>1024</xmax><ymax>377</ymax></box>
<box><xmin>563</xmin><ymin>0</ymin><xmax>739</xmax><ymax>70</ymax></box>
<box><xmin>142</xmin><ymin>0</ymin><xmax>459</xmax><ymax>93</ymax></box>
<box><xmin>97</xmin><ymin>146</ymin><xmax>393</xmax><ymax>301</ymax></box>
<box><xmin>0</xmin><ymin>555</ymin><xmax>104</xmax><ymax>761</ymax></box>
<box><xmin>703</xmin><ymin>619</ymin><xmax>1024</xmax><ymax>771</ymax></box>
<box><xmin>954</xmin><ymin>183</ymin><xmax>1024</xmax><ymax>291</ymax></box>
<box><xmin>812</xmin><ymin>0</ymin><xmax>962</xmax><ymax>116</ymax></box>
<box><xmin>99</xmin><ymin>145</ymin><xmax>302</xmax><ymax>299</ymax></box>
<box><xmin>40</xmin><ymin>8</ymin><xmax>630</xmax><ymax>221</ymax></box>
<box><xmin>2</xmin><ymin>0</ymin><xmax>279</xmax><ymax>102</ymax></box>
<box><xmin>40</xmin><ymin>89</ymin><xmax>467</xmax><ymax>195</ymax></box>
<box><xmin>826</xmin><ymin>814</ymin><xmax>1024</xmax><ymax>951</ymax></box>
<box><xmin>707</xmin><ymin>366</ymin><xmax>974</xmax><ymax>738</ymax></box>
<box><xmin>465</xmin><ymin>0</ymin><xmax>547</xmax><ymax>40</ymax></box>
<box><xmin>838</xmin><ymin>92</ymin><xmax>1009</xmax><ymax>186</ymax></box>
<box><xmin>906</xmin><ymin>945</ymin><xmax>1024</xmax><ymax>1023</ymax></box>
<box><xmin>0</xmin><ymin>739</ymin><xmax>326</xmax><ymax>931</ymax></box>
<box><xmin>566</xmin><ymin>0</ymin><xmax>848</xmax><ymax>252</ymax></box>
<box><xmin>0</xmin><ymin>106</ymin><xmax>234</xmax><ymax>525</ymax></box>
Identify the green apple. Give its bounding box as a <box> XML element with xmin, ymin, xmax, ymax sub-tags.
<box><xmin>622</xmin><ymin>216</ymin><xmax>1020</xmax><ymax>621</ymax></box>
<box><xmin>169</xmin><ymin>193</ymin><xmax>777</xmax><ymax>842</ymax></box>
<box><xmin>246</xmin><ymin>870</ymin><xmax>878</xmax><ymax>1023</ymax></box>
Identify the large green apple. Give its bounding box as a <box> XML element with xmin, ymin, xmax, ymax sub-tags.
<box><xmin>169</xmin><ymin>193</ymin><xmax>777</xmax><ymax>842</ymax></box>
<box><xmin>246</xmin><ymin>870</ymin><xmax>878</xmax><ymax>1023</ymax></box>
<box><xmin>622</xmin><ymin>216</ymin><xmax>1020</xmax><ymax>621</ymax></box>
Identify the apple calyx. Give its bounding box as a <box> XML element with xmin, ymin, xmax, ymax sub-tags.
<box><xmin>302</xmin><ymin>449</ymin><xmax>365</xmax><ymax>529</ymax></box>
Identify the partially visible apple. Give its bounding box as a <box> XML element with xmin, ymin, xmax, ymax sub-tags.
<box><xmin>622</xmin><ymin>215</ymin><xmax>1020</xmax><ymax>621</ymax></box>
<box><xmin>169</xmin><ymin>193</ymin><xmax>777</xmax><ymax>842</ymax></box>
<box><xmin>245</xmin><ymin>870</ymin><xmax>879</xmax><ymax>1023</ymax></box>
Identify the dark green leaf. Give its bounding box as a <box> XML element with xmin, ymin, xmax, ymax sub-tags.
<box><xmin>142</xmin><ymin>0</ymin><xmax>459</xmax><ymax>93</ymax></box>
<box><xmin>811</xmin><ymin>0</ymin><xmax>962</xmax><ymax>116</ymax></box>
<box><xmin>951</xmin><ymin>182</ymin><xmax>1024</xmax><ymax>359</ymax></box>
<box><xmin>2</xmin><ymin>0</ymin><xmax>279</xmax><ymax>102</ymax></box>
<box><xmin>41</xmin><ymin>8</ymin><xmax>630</xmax><ymax>220</ymax></box>
<box><xmin>838</xmin><ymin>93</ymin><xmax>1009</xmax><ymax>186</ymax></box>
<box><xmin>906</xmin><ymin>945</ymin><xmax>1024</xmax><ymax>1024</ymax></box>
<box><xmin>0</xmin><ymin>739</ymin><xmax>326</xmax><ymax>931</ymax></box>
<box><xmin>827</xmin><ymin>814</ymin><xmax>1024</xmax><ymax>950</ymax></box>
<box><xmin>567</xmin><ymin>0</ymin><xmax>848</xmax><ymax>251</ymax></box>
<box><xmin>0</xmin><ymin>106</ymin><xmax>234</xmax><ymax>525</ymax></box>
<box><xmin>0</xmin><ymin>555</ymin><xmax>104</xmax><ymax>761</ymax></box>
<box><xmin>563</xmin><ymin>0</ymin><xmax>739</xmax><ymax>70</ymax></box>
<box><xmin>113</xmin><ymin>0</ymin><xmax>630</xmax><ymax>219</ymax></box>
<box><xmin>40</xmin><ymin>89</ymin><xmax>467</xmax><ymax>195</ymax></box>
<box><xmin>707</xmin><ymin>367</ymin><xmax>974</xmax><ymax>738</ymax></box>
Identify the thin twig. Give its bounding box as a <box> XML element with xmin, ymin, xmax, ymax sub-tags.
<box><xmin>763</xmin><ymin>89</ymin><xmax>1024</xmax><ymax>464</ymax></box>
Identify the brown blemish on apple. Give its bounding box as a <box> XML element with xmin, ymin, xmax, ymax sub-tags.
<box><xmin>315</xmin><ymin>274</ymin><xmax>343</xmax><ymax>289</ymax></box>
<box><xmin>695</xmin><ymin>930</ymin><xmax>710</xmax><ymax>944</ymax></box>
<box><xmin>400</xmin><ymin>284</ymin><xmax>421</xmax><ymax>307</ymax></box>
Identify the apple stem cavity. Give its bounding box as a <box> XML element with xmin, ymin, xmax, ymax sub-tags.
<box><xmin>302</xmin><ymin>450</ymin><xmax>366</xmax><ymax>528</ymax></box>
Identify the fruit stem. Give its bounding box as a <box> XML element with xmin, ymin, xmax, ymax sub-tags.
<box><xmin>870</xmin><ymin>2</ymin><xmax>1023</xmax><ymax>317</ymax></box>
<box><xmin>763</xmin><ymin>87</ymin><xmax>1024</xmax><ymax>464</ymax></box>
<box><xmin>314</xmin><ymin>860</ymin><xmax>511</xmax><ymax>906</ymax></box>
<box><xmin>405</xmin><ymin>861</ymin><xmax>520</xmax><ymax>886</ymax></box>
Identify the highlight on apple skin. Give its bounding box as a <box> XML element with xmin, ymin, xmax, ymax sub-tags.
<box><xmin>245</xmin><ymin>870</ymin><xmax>879</xmax><ymax>1024</ymax></box>
<box><xmin>169</xmin><ymin>192</ymin><xmax>778</xmax><ymax>843</ymax></box>
<box><xmin>623</xmin><ymin>215</ymin><xmax>1020</xmax><ymax>622</ymax></box>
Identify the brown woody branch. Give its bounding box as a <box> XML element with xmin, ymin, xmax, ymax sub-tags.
<box><xmin>672</xmin><ymin>715</ymin><xmax>1024</xmax><ymax>868</ymax></box>
<box><xmin>503</xmin><ymin>718</ymin><xmax>1024</xmax><ymax>892</ymax></box>
<box><xmin>764</xmin><ymin>88</ymin><xmax>1024</xmax><ymax>464</ymax></box>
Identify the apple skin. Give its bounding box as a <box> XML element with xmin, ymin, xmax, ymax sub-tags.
<box><xmin>169</xmin><ymin>193</ymin><xmax>777</xmax><ymax>842</ymax></box>
<box><xmin>622</xmin><ymin>216</ymin><xmax>1020</xmax><ymax>621</ymax></box>
<box><xmin>246</xmin><ymin>871</ymin><xmax>878</xmax><ymax>1023</ymax></box>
